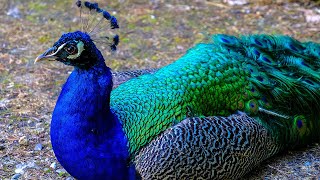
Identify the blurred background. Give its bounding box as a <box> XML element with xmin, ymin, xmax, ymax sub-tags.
<box><xmin>0</xmin><ymin>0</ymin><xmax>319</xmax><ymax>179</ymax></box>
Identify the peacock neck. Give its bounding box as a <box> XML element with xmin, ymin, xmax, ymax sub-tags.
<box><xmin>61</xmin><ymin>59</ymin><xmax>114</xmax><ymax>126</ymax></box>
<box><xmin>75</xmin><ymin>59</ymin><xmax>113</xmax><ymax>111</ymax></box>
<box><xmin>50</xmin><ymin>58</ymin><xmax>134</xmax><ymax>179</ymax></box>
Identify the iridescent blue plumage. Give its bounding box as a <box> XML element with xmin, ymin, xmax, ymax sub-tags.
<box><xmin>48</xmin><ymin>31</ymin><xmax>137</xmax><ymax>179</ymax></box>
<box><xmin>34</xmin><ymin>3</ymin><xmax>132</xmax><ymax>178</ymax></box>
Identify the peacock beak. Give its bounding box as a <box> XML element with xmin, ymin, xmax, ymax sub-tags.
<box><xmin>34</xmin><ymin>43</ymin><xmax>67</xmax><ymax>63</ymax></box>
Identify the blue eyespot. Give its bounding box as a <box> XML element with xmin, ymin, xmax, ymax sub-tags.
<box><xmin>297</xmin><ymin>119</ymin><xmax>303</xmax><ymax>128</ymax></box>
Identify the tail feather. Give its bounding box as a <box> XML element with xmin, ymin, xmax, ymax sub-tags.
<box><xmin>212</xmin><ymin>34</ymin><xmax>320</xmax><ymax>145</ymax></box>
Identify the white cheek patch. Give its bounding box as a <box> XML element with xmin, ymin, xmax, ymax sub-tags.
<box><xmin>67</xmin><ymin>41</ymin><xmax>85</xmax><ymax>59</ymax></box>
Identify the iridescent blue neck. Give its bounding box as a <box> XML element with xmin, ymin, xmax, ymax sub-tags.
<box><xmin>50</xmin><ymin>57</ymin><xmax>135</xmax><ymax>179</ymax></box>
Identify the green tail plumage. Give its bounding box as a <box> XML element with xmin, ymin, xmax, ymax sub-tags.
<box><xmin>212</xmin><ymin>34</ymin><xmax>320</xmax><ymax>148</ymax></box>
<box><xmin>111</xmin><ymin>34</ymin><xmax>320</xmax><ymax>157</ymax></box>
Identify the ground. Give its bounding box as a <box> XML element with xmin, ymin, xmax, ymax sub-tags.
<box><xmin>0</xmin><ymin>0</ymin><xmax>320</xmax><ymax>179</ymax></box>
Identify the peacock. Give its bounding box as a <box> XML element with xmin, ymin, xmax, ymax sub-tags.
<box><xmin>34</xmin><ymin>1</ymin><xmax>320</xmax><ymax>180</ymax></box>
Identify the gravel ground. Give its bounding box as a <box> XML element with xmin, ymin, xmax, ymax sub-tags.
<box><xmin>0</xmin><ymin>0</ymin><xmax>320</xmax><ymax>179</ymax></box>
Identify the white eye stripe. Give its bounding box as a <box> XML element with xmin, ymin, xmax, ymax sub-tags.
<box><xmin>67</xmin><ymin>41</ymin><xmax>85</xmax><ymax>59</ymax></box>
<box><xmin>42</xmin><ymin>43</ymin><xmax>67</xmax><ymax>58</ymax></box>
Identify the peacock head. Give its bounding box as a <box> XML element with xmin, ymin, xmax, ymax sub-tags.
<box><xmin>35</xmin><ymin>1</ymin><xmax>119</xmax><ymax>69</ymax></box>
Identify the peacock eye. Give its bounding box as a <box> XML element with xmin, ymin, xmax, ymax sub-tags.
<box><xmin>64</xmin><ymin>45</ymin><xmax>77</xmax><ymax>55</ymax></box>
<box><xmin>297</xmin><ymin>119</ymin><xmax>303</xmax><ymax>128</ymax></box>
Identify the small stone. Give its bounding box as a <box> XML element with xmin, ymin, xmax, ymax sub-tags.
<box><xmin>34</xmin><ymin>143</ymin><xmax>43</xmax><ymax>151</ymax></box>
<box><xmin>35</xmin><ymin>123</ymin><xmax>42</xmax><ymax>129</ymax></box>
<box><xmin>18</xmin><ymin>136</ymin><xmax>28</xmax><ymax>146</ymax></box>
<box><xmin>304</xmin><ymin>10</ymin><xmax>320</xmax><ymax>24</ymax></box>
<box><xmin>26</xmin><ymin>160</ymin><xmax>38</xmax><ymax>169</ymax></box>
<box><xmin>223</xmin><ymin>0</ymin><xmax>248</xmax><ymax>6</ymax></box>
<box><xmin>35</xmin><ymin>128</ymin><xmax>45</xmax><ymax>134</ymax></box>
<box><xmin>15</xmin><ymin>163</ymin><xmax>27</xmax><ymax>174</ymax></box>
<box><xmin>56</xmin><ymin>168</ymin><xmax>66</xmax><ymax>173</ymax></box>
<box><xmin>27</xmin><ymin>120</ymin><xmax>36</xmax><ymax>127</ymax></box>
<box><xmin>7</xmin><ymin>7</ymin><xmax>21</xmax><ymax>18</ymax></box>
<box><xmin>0</xmin><ymin>98</ymin><xmax>9</xmax><ymax>110</ymax></box>
<box><xmin>15</xmin><ymin>160</ymin><xmax>38</xmax><ymax>174</ymax></box>
<box><xmin>56</xmin><ymin>168</ymin><xmax>67</xmax><ymax>175</ymax></box>
<box><xmin>50</xmin><ymin>162</ymin><xmax>57</xmax><ymax>169</ymax></box>
<box><xmin>11</xmin><ymin>173</ymin><xmax>21</xmax><ymax>180</ymax></box>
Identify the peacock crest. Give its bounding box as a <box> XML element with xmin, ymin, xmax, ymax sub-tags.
<box><xmin>75</xmin><ymin>1</ymin><xmax>119</xmax><ymax>52</ymax></box>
